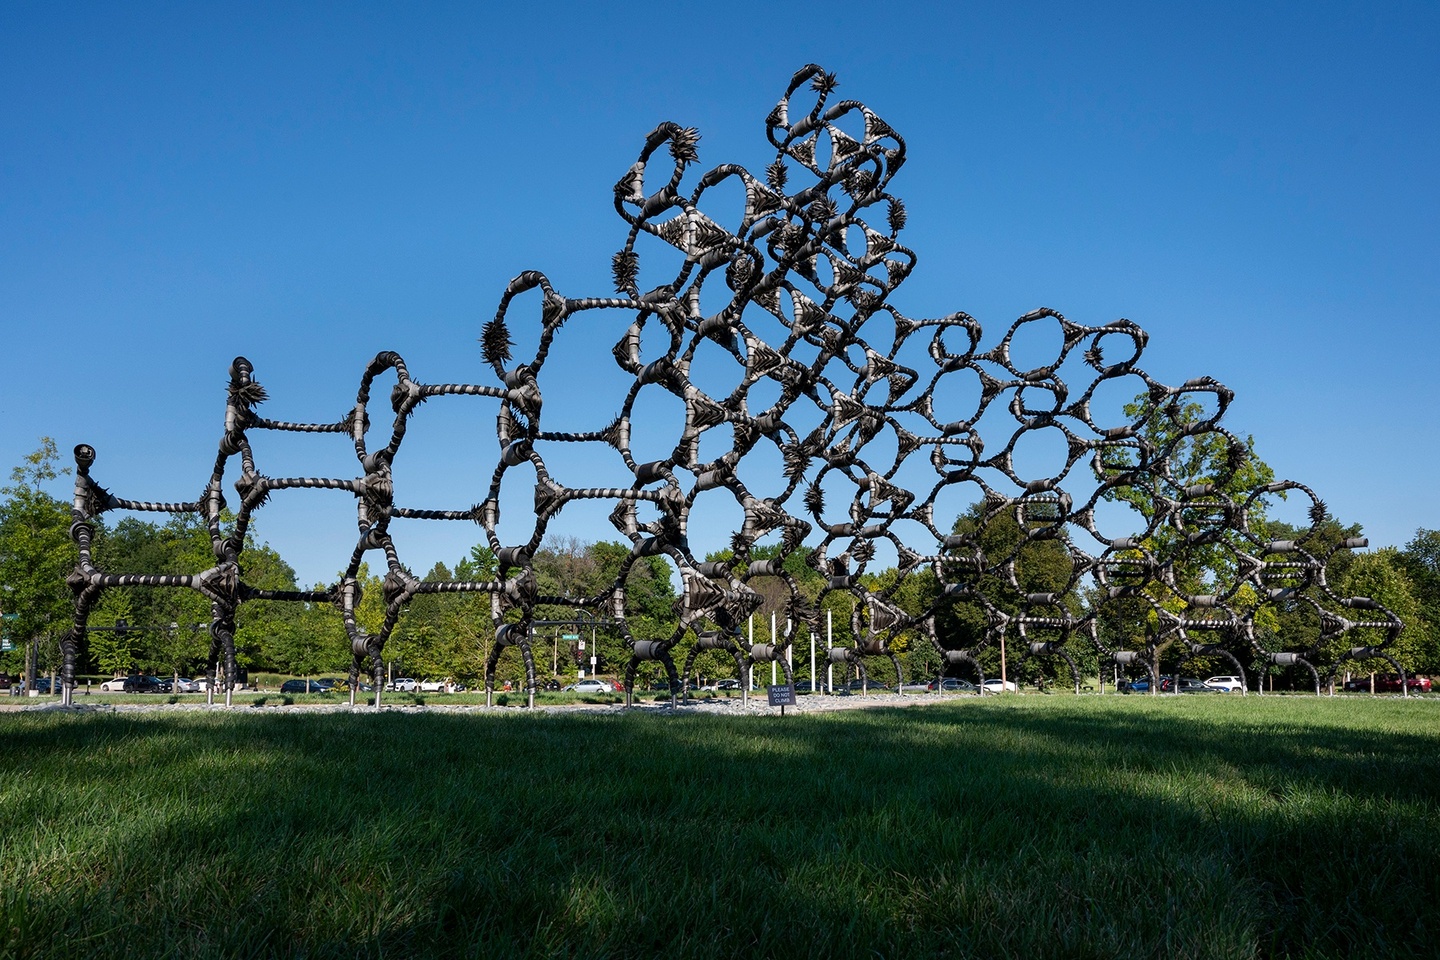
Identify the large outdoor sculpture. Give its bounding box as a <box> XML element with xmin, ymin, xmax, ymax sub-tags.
<box><xmin>57</xmin><ymin>65</ymin><xmax>1404</xmax><ymax>707</ymax></box>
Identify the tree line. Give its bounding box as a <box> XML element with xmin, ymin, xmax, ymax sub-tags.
<box><xmin>4</xmin><ymin>435</ymin><xmax>1440</xmax><ymax>688</ymax></box>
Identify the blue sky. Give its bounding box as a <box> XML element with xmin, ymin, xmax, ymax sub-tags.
<box><xmin>3</xmin><ymin>1</ymin><xmax>1437</xmax><ymax>587</ymax></box>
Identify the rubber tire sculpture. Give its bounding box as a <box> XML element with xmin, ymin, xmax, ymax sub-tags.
<box><xmin>57</xmin><ymin>65</ymin><xmax>1403</xmax><ymax>707</ymax></box>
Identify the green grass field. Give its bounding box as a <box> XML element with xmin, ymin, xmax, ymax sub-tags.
<box><xmin>1</xmin><ymin>697</ymin><xmax>1436</xmax><ymax>959</ymax></box>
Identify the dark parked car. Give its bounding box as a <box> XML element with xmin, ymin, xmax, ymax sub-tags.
<box><xmin>1160</xmin><ymin>677</ymin><xmax>1213</xmax><ymax>694</ymax></box>
<box><xmin>123</xmin><ymin>675</ymin><xmax>165</xmax><ymax>694</ymax></box>
<box><xmin>843</xmin><ymin>678</ymin><xmax>889</xmax><ymax>693</ymax></box>
<box><xmin>279</xmin><ymin>679</ymin><xmax>327</xmax><ymax>694</ymax></box>
<box><xmin>928</xmin><ymin>678</ymin><xmax>978</xmax><ymax>693</ymax></box>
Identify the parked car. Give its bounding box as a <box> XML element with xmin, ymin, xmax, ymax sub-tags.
<box><xmin>843</xmin><ymin>678</ymin><xmax>890</xmax><ymax>693</ymax></box>
<box><xmin>389</xmin><ymin>678</ymin><xmax>419</xmax><ymax>692</ymax></box>
<box><xmin>565</xmin><ymin>678</ymin><xmax>612</xmax><ymax>694</ymax></box>
<box><xmin>169</xmin><ymin>677</ymin><xmax>200</xmax><ymax>693</ymax></box>
<box><xmin>1204</xmin><ymin>676</ymin><xmax>1245</xmax><ymax>692</ymax></box>
<box><xmin>1375</xmin><ymin>674</ymin><xmax>1432</xmax><ymax>693</ymax></box>
<box><xmin>99</xmin><ymin>677</ymin><xmax>129</xmax><ymax>692</ymax></box>
<box><xmin>1160</xmin><ymin>677</ymin><xmax>1213</xmax><ymax>694</ymax></box>
<box><xmin>418</xmin><ymin>679</ymin><xmax>449</xmax><ymax>693</ymax></box>
<box><xmin>0</xmin><ymin>673</ymin><xmax>12</xmax><ymax>690</ymax></box>
<box><xmin>1343</xmin><ymin>676</ymin><xmax>1373</xmax><ymax>692</ymax></box>
<box><xmin>897</xmin><ymin>680</ymin><xmax>933</xmax><ymax>692</ymax></box>
<box><xmin>979</xmin><ymin>679</ymin><xmax>1018</xmax><ymax>693</ymax></box>
<box><xmin>279</xmin><ymin>679</ymin><xmax>327</xmax><ymax>694</ymax></box>
<box><xmin>792</xmin><ymin>677</ymin><xmax>825</xmax><ymax>693</ymax></box>
<box><xmin>714</xmin><ymin>678</ymin><xmax>742</xmax><ymax>691</ymax></box>
<box><xmin>123</xmin><ymin>675</ymin><xmax>165</xmax><ymax>694</ymax></box>
<box><xmin>928</xmin><ymin>678</ymin><xmax>978</xmax><ymax>693</ymax></box>
<box><xmin>1121</xmin><ymin>675</ymin><xmax>1210</xmax><ymax>694</ymax></box>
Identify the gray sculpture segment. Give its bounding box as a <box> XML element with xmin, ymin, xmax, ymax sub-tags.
<box><xmin>56</xmin><ymin>65</ymin><xmax>1401</xmax><ymax>706</ymax></box>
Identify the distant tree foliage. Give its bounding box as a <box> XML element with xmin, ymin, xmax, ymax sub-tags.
<box><xmin>3</xmin><ymin>438</ymin><xmax>1436</xmax><ymax>686</ymax></box>
<box><xmin>0</xmin><ymin>439</ymin><xmax>74</xmax><ymax>678</ymax></box>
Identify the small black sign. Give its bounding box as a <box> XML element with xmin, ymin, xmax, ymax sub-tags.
<box><xmin>767</xmin><ymin>684</ymin><xmax>796</xmax><ymax>707</ymax></box>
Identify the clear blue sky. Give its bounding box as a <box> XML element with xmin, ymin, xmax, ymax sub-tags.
<box><xmin>3</xmin><ymin>1</ymin><xmax>1437</xmax><ymax>587</ymax></box>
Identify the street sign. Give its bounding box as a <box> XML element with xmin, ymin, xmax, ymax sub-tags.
<box><xmin>767</xmin><ymin>684</ymin><xmax>796</xmax><ymax>707</ymax></box>
<box><xmin>577</xmin><ymin>639</ymin><xmax>585</xmax><ymax>650</ymax></box>
<box><xmin>562</xmin><ymin>633</ymin><xmax>579</xmax><ymax>640</ymax></box>
<box><xmin>0</xmin><ymin>640</ymin><xmax>11</xmax><ymax>652</ymax></box>
<box><xmin>0</xmin><ymin>613</ymin><xmax>17</xmax><ymax>620</ymax></box>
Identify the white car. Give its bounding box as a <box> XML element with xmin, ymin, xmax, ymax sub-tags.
<box><xmin>565</xmin><ymin>678</ymin><xmax>612</xmax><ymax>694</ymax></box>
<box><xmin>979</xmin><ymin>679</ymin><xmax>1018</xmax><ymax>693</ymax></box>
<box><xmin>418</xmin><ymin>679</ymin><xmax>449</xmax><ymax>693</ymax></box>
<box><xmin>1204</xmin><ymin>675</ymin><xmax>1245</xmax><ymax>692</ymax></box>
<box><xmin>99</xmin><ymin>677</ymin><xmax>128</xmax><ymax>692</ymax></box>
<box><xmin>389</xmin><ymin>678</ymin><xmax>419</xmax><ymax>692</ymax></box>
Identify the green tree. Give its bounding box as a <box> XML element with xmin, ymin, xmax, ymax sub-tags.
<box><xmin>1262</xmin><ymin>515</ymin><xmax>1363</xmax><ymax>662</ymax></box>
<box><xmin>1398</xmin><ymin>529</ymin><xmax>1440</xmax><ymax>674</ymax></box>
<box><xmin>940</xmin><ymin>501</ymin><xmax>1088</xmax><ymax>684</ymax></box>
<box><xmin>1337</xmin><ymin>548</ymin><xmax>1428</xmax><ymax>677</ymax></box>
<box><xmin>0</xmin><ymin>439</ymin><xmax>75</xmax><ymax>679</ymax></box>
<box><xmin>88</xmin><ymin>590</ymin><xmax>137</xmax><ymax>676</ymax></box>
<box><xmin>1089</xmin><ymin>397</ymin><xmax>1282</xmax><ymax>679</ymax></box>
<box><xmin>1106</xmin><ymin>395</ymin><xmax>1279</xmax><ymax>593</ymax></box>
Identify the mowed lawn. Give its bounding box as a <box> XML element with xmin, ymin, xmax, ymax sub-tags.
<box><xmin>1</xmin><ymin>697</ymin><xmax>1436</xmax><ymax>959</ymax></box>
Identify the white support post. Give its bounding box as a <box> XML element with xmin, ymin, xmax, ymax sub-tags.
<box><xmin>826</xmin><ymin>609</ymin><xmax>833</xmax><ymax>695</ymax></box>
<box><xmin>748</xmin><ymin>615</ymin><xmax>755</xmax><ymax>691</ymax></box>
<box><xmin>771</xmin><ymin>611</ymin><xmax>777</xmax><ymax>686</ymax></box>
<box><xmin>810</xmin><ymin>625</ymin><xmax>816</xmax><ymax>693</ymax></box>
